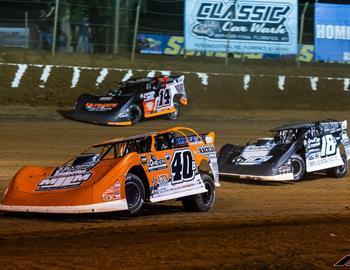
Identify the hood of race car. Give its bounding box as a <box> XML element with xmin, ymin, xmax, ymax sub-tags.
<box><xmin>219</xmin><ymin>140</ymin><xmax>297</xmax><ymax>176</ymax></box>
<box><xmin>2</xmin><ymin>158</ymin><xmax>122</xmax><ymax>207</ymax></box>
<box><xmin>71</xmin><ymin>94</ymin><xmax>137</xmax><ymax>124</ymax></box>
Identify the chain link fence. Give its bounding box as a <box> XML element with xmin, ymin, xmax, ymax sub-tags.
<box><xmin>0</xmin><ymin>0</ymin><xmax>330</xmax><ymax>64</ymax></box>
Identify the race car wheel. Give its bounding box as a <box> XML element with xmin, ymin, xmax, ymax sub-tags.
<box><xmin>181</xmin><ymin>173</ymin><xmax>215</xmax><ymax>212</ymax></box>
<box><xmin>125</xmin><ymin>173</ymin><xmax>145</xmax><ymax>216</ymax></box>
<box><xmin>327</xmin><ymin>154</ymin><xmax>348</xmax><ymax>178</ymax></box>
<box><xmin>130</xmin><ymin>105</ymin><xmax>142</xmax><ymax>124</ymax></box>
<box><xmin>168</xmin><ymin>103</ymin><xmax>179</xmax><ymax>120</ymax></box>
<box><xmin>291</xmin><ymin>154</ymin><xmax>306</xmax><ymax>181</ymax></box>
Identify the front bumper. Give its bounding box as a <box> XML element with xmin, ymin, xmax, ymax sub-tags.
<box><xmin>219</xmin><ymin>172</ymin><xmax>294</xmax><ymax>181</ymax></box>
<box><xmin>0</xmin><ymin>199</ymin><xmax>128</xmax><ymax>214</ymax></box>
<box><xmin>70</xmin><ymin>110</ymin><xmax>132</xmax><ymax>126</ymax></box>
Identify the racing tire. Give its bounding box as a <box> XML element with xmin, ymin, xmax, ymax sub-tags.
<box><xmin>130</xmin><ymin>105</ymin><xmax>142</xmax><ymax>125</ymax></box>
<box><xmin>218</xmin><ymin>144</ymin><xmax>239</xmax><ymax>165</ymax></box>
<box><xmin>327</xmin><ymin>154</ymin><xmax>348</xmax><ymax>178</ymax></box>
<box><xmin>124</xmin><ymin>173</ymin><xmax>145</xmax><ymax>216</ymax></box>
<box><xmin>167</xmin><ymin>103</ymin><xmax>179</xmax><ymax>120</ymax></box>
<box><xmin>291</xmin><ymin>154</ymin><xmax>306</xmax><ymax>181</ymax></box>
<box><xmin>181</xmin><ymin>173</ymin><xmax>215</xmax><ymax>212</ymax></box>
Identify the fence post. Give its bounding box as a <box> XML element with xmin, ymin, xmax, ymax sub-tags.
<box><xmin>225</xmin><ymin>0</ymin><xmax>236</xmax><ymax>66</ymax></box>
<box><xmin>51</xmin><ymin>0</ymin><xmax>60</xmax><ymax>56</ymax></box>
<box><xmin>296</xmin><ymin>2</ymin><xmax>309</xmax><ymax>68</ymax></box>
<box><xmin>24</xmin><ymin>12</ymin><xmax>29</xmax><ymax>48</ymax></box>
<box><xmin>113</xmin><ymin>0</ymin><xmax>120</xmax><ymax>54</ymax></box>
<box><xmin>131</xmin><ymin>0</ymin><xmax>142</xmax><ymax>62</ymax></box>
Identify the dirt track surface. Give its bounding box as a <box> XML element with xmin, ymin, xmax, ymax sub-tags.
<box><xmin>0</xmin><ymin>108</ymin><xmax>350</xmax><ymax>269</ymax></box>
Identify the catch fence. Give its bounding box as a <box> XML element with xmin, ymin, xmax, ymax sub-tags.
<box><xmin>0</xmin><ymin>0</ymin><xmax>334</xmax><ymax>66</ymax></box>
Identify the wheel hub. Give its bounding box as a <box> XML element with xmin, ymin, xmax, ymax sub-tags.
<box><xmin>125</xmin><ymin>182</ymin><xmax>141</xmax><ymax>207</ymax></box>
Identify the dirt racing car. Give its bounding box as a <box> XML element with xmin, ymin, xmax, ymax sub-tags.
<box><xmin>70</xmin><ymin>75</ymin><xmax>187</xmax><ymax>126</ymax></box>
<box><xmin>0</xmin><ymin>127</ymin><xmax>219</xmax><ymax>216</ymax></box>
<box><xmin>218</xmin><ymin>120</ymin><xmax>350</xmax><ymax>181</ymax></box>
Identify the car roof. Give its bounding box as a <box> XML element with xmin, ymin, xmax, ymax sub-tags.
<box><xmin>121</xmin><ymin>75</ymin><xmax>180</xmax><ymax>85</ymax></box>
<box><xmin>93</xmin><ymin>132</ymin><xmax>156</xmax><ymax>147</ymax></box>
<box><xmin>92</xmin><ymin>127</ymin><xmax>203</xmax><ymax>147</ymax></box>
<box><xmin>271</xmin><ymin>122</ymin><xmax>316</xmax><ymax>132</ymax></box>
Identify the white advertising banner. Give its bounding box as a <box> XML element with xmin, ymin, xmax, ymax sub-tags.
<box><xmin>0</xmin><ymin>27</ymin><xmax>29</xmax><ymax>48</ymax></box>
<box><xmin>184</xmin><ymin>0</ymin><xmax>298</xmax><ymax>54</ymax></box>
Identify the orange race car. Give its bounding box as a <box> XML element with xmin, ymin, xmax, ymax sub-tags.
<box><xmin>0</xmin><ymin>127</ymin><xmax>219</xmax><ymax>216</ymax></box>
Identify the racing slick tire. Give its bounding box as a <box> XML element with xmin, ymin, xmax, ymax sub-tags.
<box><xmin>167</xmin><ymin>103</ymin><xmax>179</xmax><ymax>120</ymax></box>
<box><xmin>181</xmin><ymin>173</ymin><xmax>215</xmax><ymax>212</ymax></box>
<box><xmin>291</xmin><ymin>154</ymin><xmax>306</xmax><ymax>181</ymax></box>
<box><xmin>327</xmin><ymin>154</ymin><xmax>348</xmax><ymax>178</ymax></box>
<box><xmin>218</xmin><ymin>144</ymin><xmax>239</xmax><ymax>165</ymax></box>
<box><xmin>130</xmin><ymin>105</ymin><xmax>143</xmax><ymax>125</ymax></box>
<box><xmin>124</xmin><ymin>173</ymin><xmax>145</xmax><ymax>216</ymax></box>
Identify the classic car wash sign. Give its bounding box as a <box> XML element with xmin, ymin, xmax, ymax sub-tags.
<box><xmin>184</xmin><ymin>0</ymin><xmax>298</xmax><ymax>54</ymax></box>
<box><xmin>315</xmin><ymin>3</ymin><xmax>350</xmax><ymax>62</ymax></box>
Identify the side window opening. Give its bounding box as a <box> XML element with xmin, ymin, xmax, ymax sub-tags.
<box><xmin>154</xmin><ymin>133</ymin><xmax>174</xmax><ymax>151</ymax></box>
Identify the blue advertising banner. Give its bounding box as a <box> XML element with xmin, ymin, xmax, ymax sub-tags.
<box><xmin>315</xmin><ymin>3</ymin><xmax>350</xmax><ymax>62</ymax></box>
<box><xmin>137</xmin><ymin>33</ymin><xmax>315</xmax><ymax>62</ymax></box>
<box><xmin>184</xmin><ymin>0</ymin><xmax>298</xmax><ymax>55</ymax></box>
<box><xmin>137</xmin><ymin>33</ymin><xmax>171</xmax><ymax>54</ymax></box>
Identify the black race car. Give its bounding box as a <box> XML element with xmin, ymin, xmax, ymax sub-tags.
<box><xmin>70</xmin><ymin>75</ymin><xmax>187</xmax><ymax>126</ymax></box>
<box><xmin>218</xmin><ymin>120</ymin><xmax>350</xmax><ymax>181</ymax></box>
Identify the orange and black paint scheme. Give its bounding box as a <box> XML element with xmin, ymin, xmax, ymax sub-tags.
<box><xmin>70</xmin><ymin>75</ymin><xmax>188</xmax><ymax>126</ymax></box>
<box><xmin>0</xmin><ymin>127</ymin><xmax>219</xmax><ymax>216</ymax></box>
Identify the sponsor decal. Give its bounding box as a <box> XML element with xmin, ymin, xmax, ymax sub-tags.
<box><xmin>235</xmin><ymin>155</ymin><xmax>273</xmax><ymax>165</ymax></box>
<box><xmin>99</xmin><ymin>96</ymin><xmax>113</xmax><ymax>101</ymax></box>
<box><xmin>185</xmin><ymin>0</ymin><xmax>298</xmax><ymax>54</ymax></box>
<box><xmin>140</xmin><ymin>154</ymin><xmax>148</xmax><ymax>165</ymax></box>
<box><xmin>199</xmin><ymin>145</ymin><xmax>216</xmax><ymax>155</ymax></box>
<box><xmin>37</xmin><ymin>162</ymin><xmax>96</xmax><ymax>191</ymax></box>
<box><xmin>158</xmin><ymin>174</ymin><xmax>170</xmax><ymax>187</ymax></box>
<box><xmin>138</xmin><ymin>33</ymin><xmax>314</xmax><ymax>61</ymax></box>
<box><xmin>143</xmin><ymin>91</ymin><xmax>155</xmax><ymax>101</ymax></box>
<box><xmin>279</xmin><ymin>161</ymin><xmax>292</xmax><ymax>174</ymax></box>
<box><xmin>85</xmin><ymin>102</ymin><xmax>118</xmax><ymax>112</ymax></box>
<box><xmin>315</xmin><ymin>3</ymin><xmax>350</xmax><ymax>62</ymax></box>
<box><xmin>151</xmin><ymin>175</ymin><xmax>170</xmax><ymax>196</ymax></box>
<box><xmin>240</xmin><ymin>143</ymin><xmax>275</xmax><ymax>161</ymax></box>
<box><xmin>148</xmin><ymin>154</ymin><xmax>168</xmax><ymax>172</ymax></box>
<box><xmin>151</xmin><ymin>178</ymin><xmax>159</xmax><ymax>196</ymax></box>
<box><xmin>102</xmin><ymin>180</ymin><xmax>121</xmax><ymax>201</ymax></box>
<box><xmin>151</xmin><ymin>174</ymin><xmax>204</xmax><ymax>199</ymax></box>
<box><xmin>305</xmin><ymin>137</ymin><xmax>321</xmax><ymax>150</ymax></box>
<box><xmin>175</xmin><ymin>83</ymin><xmax>185</xmax><ymax>93</ymax></box>
<box><xmin>145</xmin><ymin>101</ymin><xmax>154</xmax><ymax>111</ymax></box>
